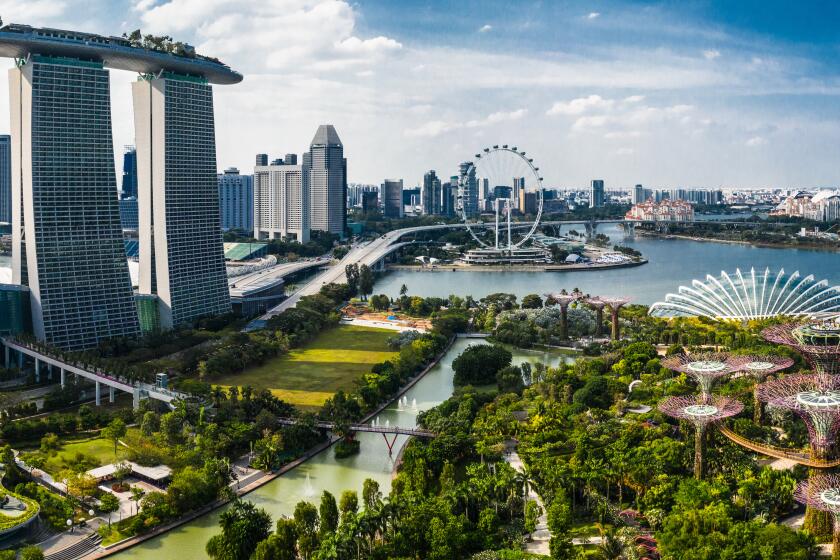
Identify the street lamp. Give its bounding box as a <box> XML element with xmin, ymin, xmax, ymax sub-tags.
<box><xmin>66</xmin><ymin>518</ymin><xmax>72</xmax><ymax>533</ymax></box>
<box><xmin>88</xmin><ymin>509</ymin><xmax>95</xmax><ymax>517</ymax></box>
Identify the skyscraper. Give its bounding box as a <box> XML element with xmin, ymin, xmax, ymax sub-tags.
<box><xmin>382</xmin><ymin>179</ymin><xmax>404</xmax><ymax>218</ymax></box>
<box><xmin>10</xmin><ymin>56</ymin><xmax>139</xmax><ymax>349</ymax></box>
<box><xmin>284</xmin><ymin>154</ymin><xmax>298</xmax><ymax>165</ymax></box>
<box><xmin>632</xmin><ymin>184</ymin><xmax>645</xmax><ymax>205</ymax></box>
<box><xmin>133</xmin><ymin>74</ymin><xmax>231</xmax><ymax>329</ymax></box>
<box><xmin>255</xmin><ymin>153</ymin><xmax>269</xmax><ymax>167</ymax></box>
<box><xmin>253</xmin><ymin>162</ymin><xmax>310</xmax><ymax>242</ymax></box>
<box><xmin>121</xmin><ymin>146</ymin><xmax>138</xmax><ymax>199</ymax></box>
<box><xmin>305</xmin><ymin>125</ymin><xmax>346</xmax><ymax>237</ymax></box>
<box><xmin>362</xmin><ymin>191</ymin><xmax>379</xmax><ymax>214</ymax></box>
<box><xmin>442</xmin><ymin>180</ymin><xmax>457</xmax><ymax>217</ymax></box>
<box><xmin>0</xmin><ymin>135</ymin><xmax>10</xmax><ymax>224</ymax></box>
<box><xmin>589</xmin><ymin>179</ymin><xmax>605</xmax><ymax>208</ymax></box>
<box><xmin>459</xmin><ymin>162</ymin><xmax>479</xmax><ymax>218</ymax></box>
<box><xmin>422</xmin><ymin>170</ymin><xmax>442</xmax><ymax>215</ymax></box>
<box><xmin>218</xmin><ymin>167</ymin><xmax>254</xmax><ymax>232</ymax></box>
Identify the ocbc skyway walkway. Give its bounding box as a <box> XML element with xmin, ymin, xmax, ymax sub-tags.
<box><xmin>1</xmin><ymin>337</ymin><xmax>187</xmax><ymax>410</ymax></box>
<box><xmin>719</xmin><ymin>426</ymin><xmax>840</xmax><ymax>468</ymax></box>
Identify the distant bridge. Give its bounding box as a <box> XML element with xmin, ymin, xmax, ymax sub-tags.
<box><xmin>719</xmin><ymin>426</ymin><xmax>840</xmax><ymax>468</ymax></box>
<box><xmin>277</xmin><ymin>417</ymin><xmax>436</xmax><ymax>455</ymax></box>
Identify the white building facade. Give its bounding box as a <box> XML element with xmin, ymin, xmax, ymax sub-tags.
<box><xmin>253</xmin><ymin>163</ymin><xmax>310</xmax><ymax>243</ymax></box>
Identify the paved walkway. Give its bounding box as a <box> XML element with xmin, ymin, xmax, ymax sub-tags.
<box><xmin>503</xmin><ymin>442</ymin><xmax>550</xmax><ymax>555</ymax></box>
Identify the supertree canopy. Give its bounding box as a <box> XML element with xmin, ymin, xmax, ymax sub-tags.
<box><xmin>662</xmin><ymin>353</ymin><xmax>748</xmax><ymax>400</ymax></box>
<box><xmin>600</xmin><ymin>296</ymin><xmax>631</xmax><ymax>340</ymax></box>
<box><xmin>763</xmin><ymin>318</ymin><xmax>840</xmax><ymax>375</ymax></box>
<box><xmin>544</xmin><ymin>290</ymin><xmax>582</xmax><ymax>339</ymax></box>
<box><xmin>585</xmin><ymin>297</ymin><xmax>607</xmax><ymax>338</ymax></box>
<box><xmin>737</xmin><ymin>355</ymin><xmax>795</xmax><ymax>423</ymax></box>
<box><xmin>658</xmin><ymin>395</ymin><xmax>744</xmax><ymax>479</ymax></box>
<box><xmin>795</xmin><ymin>474</ymin><xmax>840</xmax><ymax>558</ymax></box>
<box><xmin>756</xmin><ymin>374</ymin><xmax>840</xmax><ymax>460</ymax></box>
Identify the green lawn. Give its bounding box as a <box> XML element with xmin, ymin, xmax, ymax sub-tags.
<box><xmin>216</xmin><ymin>325</ymin><xmax>397</xmax><ymax>410</ymax></box>
<box><xmin>32</xmin><ymin>429</ymin><xmax>141</xmax><ymax>477</ymax></box>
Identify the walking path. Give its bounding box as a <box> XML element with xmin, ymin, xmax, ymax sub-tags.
<box><xmin>503</xmin><ymin>442</ymin><xmax>551</xmax><ymax>555</ymax></box>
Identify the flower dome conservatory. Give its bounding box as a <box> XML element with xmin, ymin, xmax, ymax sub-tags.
<box><xmin>649</xmin><ymin>267</ymin><xmax>840</xmax><ymax>321</ymax></box>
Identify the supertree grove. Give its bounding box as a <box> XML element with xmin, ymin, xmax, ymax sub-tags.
<box><xmin>658</xmin><ymin>395</ymin><xmax>744</xmax><ymax>479</ymax></box>
<box><xmin>661</xmin><ymin>352</ymin><xmax>748</xmax><ymax>400</ymax></box>
<box><xmin>795</xmin><ymin>474</ymin><xmax>840</xmax><ymax>559</ymax></box>
<box><xmin>600</xmin><ymin>296</ymin><xmax>631</xmax><ymax>340</ymax></box>
<box><xmin>737</xmin><ymin>355</ymin><xmax>795</xmax><ymax>422</ymax></box>
<box><xmin>544</xmin><ymin>290</ymin><xmax>582</xmax><ymax>339</ymax></box>
<box><xmin>763</xmin><ymin>318</ymin><xmax>840</xmax><ymax>375</ymax></box>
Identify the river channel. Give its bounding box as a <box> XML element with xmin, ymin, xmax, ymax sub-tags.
<box><xmin>114</xmin><ymin>339</ymin><xmax>573</xmax><ymax>558</ymax></box>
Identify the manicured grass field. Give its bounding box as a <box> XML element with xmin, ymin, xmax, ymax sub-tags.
<box><xmin>217</xmin><ymin>325</ymin><xmax>397</xmax><ymax>411</ymax></box>
<box><xmin>33</xmin><ymin>429</ymin><xmax>141</xmax><ymax>476</ymax></box>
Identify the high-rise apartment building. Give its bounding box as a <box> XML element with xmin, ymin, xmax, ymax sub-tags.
<box><xmin>253</xmin><ymin>162</ymin><xmax>310</xmax><ymax>242</ymax></box>
<box><xmin>632</xmin><ymin>184</ymin><xmax>645</xmax><ymax>204</ymax></box>
<box><xmin>121</xmin><ymin>146</ymin><xmax>138</xmax><ymax>199</ymax></box>
<box><xmin>218</xmin><ymin>167</ymin><xmax>254</xmax><ymax>232</ymax></box>
<box><xmin>459</xmin><ymin>162</ymin><xmax>479</xmax><ymax>218</ymax></box>
<box><xmin>422</xmin><ymin>170</ymin><xmax>442</xmax><ymax>215</ymax></box>
<box><xmin>305</xmin><ymin>125</ymin><xmax>346</xmax><ymax>237</ymax></box>
<box><xmin>10</xmin><ymin>56</ymin><xmax>139</xmax><ymax>349</ymax></box>
<box><xmin>133</xmin><ymin>75</ymin><xmax>231</xmax><ymax>329</ymax></box>
<box><xmin>589</xmin><ymin>179</ymin><xmax>605</xmax><ymax>208</ymax></box>
<box><xmin>382</xmin><ymin>179</ymin><xmax>404</xmax><ymax>218</ymax></box>
<box><xmin>0</xmin><ymin>135</ymin><xmax>11</xmax><ymax>224</ymax></box>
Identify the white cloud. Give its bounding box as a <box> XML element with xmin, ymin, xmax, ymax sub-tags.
<box><xmin>0</xmin><ymin>0</ymin><xmax>67</xmax><ymax>21</ymax></box>
<box><xmin>547</xmin><ymin>95</ymin><xmax>614</xmax><ymax>116</ymax></box>
<box><xmin>745</xmin><ymin>136</ymin><xmax>767</xmax><ymax>147</ymax></box>
<box><xmin>405</xmin><ymin>108</ymin><xmax>527</xmax><ymax>138</ymax></box>
<box><xmin>615</xmin><ymin>147</ymin><xmax>634</xmax><ymax>155</ymax></box>
<box><xmin>465</xmin><ymin>108</ymin><xmax>527</xmax><ymax>127</ymax></box>
<box><xmin>587</xmin><ymin>12</ymin><xmax>600</xmax><ymax>19</ymax></box>
<box><xmin>623</xmin><ymin>95</ymin><xmax>646</xmax><ymax>103</ymax></box>
<box><xmin>479</xmin><ymin>24</ymin><xmax>492</xmax><ymax>33</ymax></box>
<box><xmin>703</xmin><ymin>49</ymin><xmax>721</xmax><ymax>60</ymax></box>
<box><xmin>404</xmin><ymin>120</ymin><xmax>455</xmax><ymax>138</ymax></box>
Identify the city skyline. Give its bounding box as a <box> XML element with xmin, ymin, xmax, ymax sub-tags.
<box><xmin>0</xmin><ymin>1</ymin><xmax>838</xmax><ymax>189</ymax></box>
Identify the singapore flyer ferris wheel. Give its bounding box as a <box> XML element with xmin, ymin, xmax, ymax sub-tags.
<box><xmin>456</xmin><ymin>144</ymin><xmax>544</xmax><ymax>251</ymax></box>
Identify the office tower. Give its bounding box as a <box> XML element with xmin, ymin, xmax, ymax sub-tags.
<box><xmin>493</xmin><ymin>185</ymin><xmax>512</xmax><ymax>200</ymax></box>
<box><xmin>253</xmin><ymin>162</ymin><xmax>310</xmax><ymax>242</ymax></box>
<box><xmin>632</xmin><ymin>184</ymin><xmax>645</xmax><ymax>204</ymax></box>
<box><xmin>305</xmin><ymin>125</ymin><xmax>346</xmax><ymax>236</ymax></box>
<box><xmin>0</xmin><ymin>135</ymin><xmax>9</xmax><ymax>224</ymax></box>
<box><xmin>382</xmin><ymin>179</ymin><xmax>404</xmax><ymax>218</ymax></box>
<box><xmin>442</xmin><ymin>181</ymin><xmax>456</xmax><ymax>217</ymax></box>
<box><xmin>589</xmin><ymin>179</ymin><xmax>605</xmax><ymax>208</ymax></box>
<box><xmin>133</xmin><ymin>75</ymin><xmax>231</xmax><ymax>329</ymax></box>
<box><xmin>218</xmin><ymin>167</ymin><xmax>254</xmax><ymax>232</ymax></box>
<box><xmin>10</xmin><ymin>57</ymin><xmax>139</xmax><ymax>349</ymax></box>
<box><xmin>513</xmin><ymin>176</ymin><xmax>525</xmax><ymax>206</ymax></box>
<box><xmin>255</xmin><ymin>153</ymin><xmax>268</xmax><ymax>166</ymax></box>
<box><xmin>422</xmin><ymin>170</ymin><xmax>442</xmax><ymax>215</ymax></box>
<box><xmin>119</xmin><ymin>198</ymin><xmax>139</xmax><ymax>231</ymax></box>
<box><xmin>459</xmin><ymin>162</ymin><xmax>479</xmax><ymax>218</ymax></box>
<box><xmin>519</xmin><ymin>192</ymin><xmax>537</xmax><ymax>214</ymax></box>
<box><xmin>284</xmin><ymin>153</ymin><xmax>298</xmax><ymax>165</ymax></box>
<box><xmin>362</xmin><ymin>191</ymin><xmax>379</xmax><ymax>214</ymax></box>
<box><xmin>121</xmin><ymin>146</ymin><xmax>138</xmax><ymax>199</ymax></box>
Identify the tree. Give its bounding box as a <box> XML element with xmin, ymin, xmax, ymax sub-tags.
<box><xmin>338</xmin><ymin>490</ymin><xmax>358</xmax><ymax>524</ymax></box>
<box><xmin>345</xmin><ymin>264</ymin><xmax>359</xmax><ymax>296</ymax></box>
<box><xmin>319</xmin><ymin>491</ymin><xmax>339</xmax><ymax>537</ymax></box>
<box><xmin>205</xmin><ymin>499</ymin><xmax>272</xmax><ymax>560</ymax></box>
<box><xmin>140</xmin><ymin>411</ymin><xmax>159</xmax><ymax>436</ymax></box>
<box><xmin>101</xmin><ymin>418</ymin><xmax>127</xmax><ymax>458</ymax></box>
<box><xmin>524</xmin><ymin>499</ymin><xmax>541</xmax><ymax>540</ymax></box>
<box><xmin>293</xmin><ymin>501</ymin><xmax>319</xmax><ymax>559</ymax></box>
<box><xmin>19</xmin><ymin>547</ymin><xmax>44</xmax><ymax>560</ymax></box>
<box><xmin>521</xmin><ymin>294</ymin><xmax>543</xmax><ymax>309</ymax></box>
<box><xmin>452</xmin><ymin>344</ymin><xmax>512</xmax><ymax>386</ymax></box>
<box><xmin>99</xmin><ymin>492</ymin><xmax>120</xmax><ymax>528</ymax></box>
<box><xmin>358</xmin><ymin>265</ymin><xmax>374</xmax><ymax>300</ymax></box>
<box><xmin>362</xmin><ymin>479</ymin><xmax>382</xmax><ymax>511</ymax></box>
<box><xmin>254</xmin><ymin>518</ymin><xmax>298</xmax><ymax>560</ymax></box>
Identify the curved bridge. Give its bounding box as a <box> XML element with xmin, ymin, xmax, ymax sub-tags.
<box><xmin>718</xmin><ymin>426</ymin><xmax>840</xmax><ymax>468</ymax></box>
<box><xmin>277</xmin><ymin>417</ymin><xmax>436</xmax><ymax>455</ymax></box>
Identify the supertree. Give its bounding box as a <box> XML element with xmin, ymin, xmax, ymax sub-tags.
<box><xmin>600</xmin><ymin>296</ymin><xmax>631</xmax><ymax>340</ymax></box>
<box><xmin>757</xmin><ymin>374</ymin><xmax>840</xmax><ymax>536</ymax></box>
<box><xmin>662</xmin><ymin>352</ymin><xmax>748</xmax><ymax>401</ymax></box>
<box><xmin>762</xmin><ymin>318</ymin><xmax>840</xmax><ymax>375</ymax></box>
<box><xmin>737</xmin><ymin>355</ymin><xmax>795</xmax><ymax>423</ymax></box>
<box><xmin>544</xmin><ymin>290</ymin><xmax>582</xmax><ymax>339</ymax></box>
<box><xmin>658</xmin><ymin>395</ymin><xmax>744</xmax><ymax>479</ymax></box>
<box><xmin>795</xmin><ymin>474</ymin><xmax>840</xmax><ymax>559</ymax></box>
<box><xmin>585</xmin><ymin>297</ymin><xmax>607</xmax><ymax>338</ymax></box>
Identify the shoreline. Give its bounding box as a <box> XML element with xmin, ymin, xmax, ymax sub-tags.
<box><xmin>636</xmin><ymin>230</ymin><xmax>840</xmax><ymax>252</ymax></box>
<box><xmin>386</xmin><ymin>259</ymin><xmax>647</xmax><ymax>273</ymax></box>
<box><xmin>91</xmin><ymin>334</ymin><xmax>459</xmax><ymax>558</ymax></box>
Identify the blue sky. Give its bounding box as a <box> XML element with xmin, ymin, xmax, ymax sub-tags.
<box><xmin>0</xmin><ymin>0</ymin><xmax>839</xmax><ymax>188</ymax></box>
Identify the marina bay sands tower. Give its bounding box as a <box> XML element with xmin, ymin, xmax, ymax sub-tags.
<box><xmin>0</xmin><ymin>24</ymin><xmax>242</xmax><ymax>346</ymax></box>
